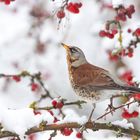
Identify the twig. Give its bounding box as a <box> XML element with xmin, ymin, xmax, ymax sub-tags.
<box><xmin>0</xmin><ymin>71</ymin><xmax>53</xmax><ymax>99</ymax></box>
<box><xmin>36</xmin><ymin>100</ymin><xmax>86</xmax><ymax>110</ymax></box>
<box><xmin>96</xmin><ymin>100</ymin><xmax>135</xmax><ymax>120</ymax></box>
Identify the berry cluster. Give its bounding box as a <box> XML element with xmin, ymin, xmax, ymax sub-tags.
<box><xmin>61</xmin><ymin>128</ymin><xmax>73</xmax><ymax>136</ymax></box>
<box><xmin>0</xmin><ymin>0</ymin><xmax>14</xmax><ymax>5</ymax></box>
<box><xmin>107</xmin><ymin>48</ymin><xmax>134</xmax><ymax>62</ymax></box>
<box><xmin>107</xmin><ymin>27</ymin><xmax>140</xmax><ymax>59</ymax></box>
<box><xmin>122</xmin><ymin>109</ymin><xmax>139</xmax><ymax>119</ymax></box>
<box><xmin>12</xmin><ymin>75</ymin><xmax>21</xmax><ymax>82</ymax></box>
<box><xmin>66</xmin><ymin>2</ymin><xmax>82</xmax><ymax>14</ymax></box>
<box><xmin>51</xmin><ymin>98</ymin><xmax>64</xmax><ymax>109</ymax></box>
<box><xmin>107</xmin><ymin>50</ymin><xmax>120</xmax><ymax>61</ymax></box>
<box><xmin>31</xmin><ymin>83</ymin><xmax>39</xmax><ymax>91</ymax></box>
<box><xmin>99</xmin><ymin>4</ymin><xmax>139</xmax><ymax>58</ymax></box>
<box><xmin>56</xmin><ymin>2</ymin><xmax>82</xmax><ymax>19</ymax></box>
<box><xmin>99</xmin><ymin>4</ymin><xmax>135</xmax><ymax>39</ymax></box>
<box><xmin>131</xmin><ymin>93</ymin><xmax>140</xmax><ymax>101</ymax></box>
<box><xmin>120</xmin><ymin>70</ymin><xmax>134</xmax><ymax>86</ymax></box>
<box><xmin>115</xmin><ymin>5</ymin><xmax>135</xmax><ymax>21</ymax></box>
<box><xmin>134</xmin><ymin>28</ymin><xmax>140</xmax><ymax>37</ymax></box>
<box><xmin>99</xmin><ymin>29</ymin><xmax>118</xmax><ymax>39</ymax></box>
<box><xmin>12</xmin><ymin>75</ymin><xmax>39</xmax><ymax>91</ymax></box>
<box><xmin>60</xmin><ymin>128</ymin><xmax>83</xmax><ymax>138</ymax></box>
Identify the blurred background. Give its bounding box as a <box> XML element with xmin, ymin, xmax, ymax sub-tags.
<box><xmin>0</xmin><ymin>0</ymin><xmax>140</xmax><ymax>139</ymax></box>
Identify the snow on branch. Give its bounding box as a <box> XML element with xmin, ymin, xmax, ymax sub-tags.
<box><xmin>0</xmin><ymin>121</ymin><xmax>140</xmax><ymax>139</ymax></box>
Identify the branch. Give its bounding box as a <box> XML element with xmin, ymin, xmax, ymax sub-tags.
<box><xmin>96</xmin><ymin>100</ymin><xmax>135</xmax><ymax>120</ymax></box>
<box><xmin>0</xmin><ymin>131</ymin><xmax>18</xmax><ymax>138</ymax></box>
<box><xmin>36</xmin><ymin>100</ymin><xmax>86</xmax><ymax>110</ymax></box>
<box><xmin>0</xmin><ymin>71</ymin><xmax>53</xmax><ymax>99</ymax></box>
<box><xmin>1</xmin><ymin>122</ymin><xmax>140</xmax><ymax>138</ymax></box>
<box><xmin>27</xmin><ymin>122</ymin><xmax>140</xmax><ymax>136</ymax></box>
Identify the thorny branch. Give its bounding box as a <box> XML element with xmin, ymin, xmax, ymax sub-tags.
<box><xmin>0</xmin><ymin>71</ymin><xmax>53</xmax><ymax>99</ymax></box>
<box><xmin>0</xmin><ymin>121</ymin><xmax>140</xmax><ymax>138</ymax></box>
<box><xmin>96</xmin><ymin>100</ymin><xmax>136</xmax><ymax>120</ymax></box>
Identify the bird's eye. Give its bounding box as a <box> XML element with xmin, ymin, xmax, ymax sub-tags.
<box><xmin>70</xmin><ymin>48</ymin><xmax>77</xmax><ymax>53</ymax></box>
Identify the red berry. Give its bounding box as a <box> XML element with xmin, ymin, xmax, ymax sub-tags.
<box><xmin>132</xmin><ymin>93</ymin><xmax>140</xmax><ymax>100</ymax></box>
<box><xmin>129</xmin><ymin>5</ymin><xmax>135</xmax><ymax>13</ymax></box>
<box><xmin>111</xmin><ymin>29</ymin><xmax>118</xmax><ymax>35</ymax></box>
<box><xmin>122</xmin><ymin>110</ymin><xmax>139</xmax><ymax>119</ymax></box>
<box><xmin>120</xmin><ymin>71</ymin><xmax>133</xmax><ymax>82</ymax></box>
<box><xmin>75</xmin><ymin>2</ymin><xmax>82</xmax><ymax>8</ymax></box>
<box><xmin>66</xmin><ymin>2</ymin><xmax>79</xmax><ymax>14</ymax></box>
<box><xmin>119</xmin><ymin>49</ymin><xmax>126</xmax><ymax>56</ymax></box>
<box><xmin>106</xmin><ymin>33</ymin><xmax>114</xmax><ymax>39</ymax></box>
<box><xmin>12</xmin><ymin>75</ymin><xmax>21</xmax><ymax>82</ymax></box>
<box><xmin>122</xmin><ymin>110</ymin><xmax>131</xmax><ymax>119</ymax></box>
<box><xmin>4</xmin><ymin>0</ymin><xmax>10</xmax><ymax>5</ymax></box>
<box><xmin>126</xmin><ymin>5</ymin><xmax>135</xmax><ymax>18</ymax></box>
<box><xmin>76</xmin><ymin>132</ymin><xmax>83</xmax><ymax>138</ymax></box>
<box><xmin>127</xmin><ymin>52</ymin><xmax>133</xmax><ymax>57</ymax></box>
<box><xmin>134</xmin><ymin>28</ymin><xmax>140</xmax><ymax>36</ymax></box>
<box><xmin>116</xmin><ymin>13</ymin><xmax>126</xmax><ymax>21</ymax></box>
<box><xmin>31</xmin><ymin>83</ymin><xmax>39</xmax><ymax>91</ymax></box>
<box><xmin>52</xmin><ymin>100</ymin><xmax>57</xmax><ymax>107</ymax></box>
<box><xmin>61</xmin><ymin>128</ymin><xmax>73</xmax><ymax>136</ymax></box>
<box><xmin>131</xmin><ymin>111</ymin><xmax>139</xmax><ymax>118</ymax></box>
<box><xmin>56</xmin><ymin>102</ymin><xmax>63</xmax><ymax>109</ymax></box>
<box><xmin>127</xmin><ymin>28</ymin><xmax>132</xmax><ymax>33</ymax></box>
<box><xmin>57</xmin><ymin>10</ymin><xmax>65</xmax><ymax>19</ymax></box>
<box><xmin>107</xmin><ymin>50</ymin><xmax>119</xmax><ymax>61</ymax></box>
<box><xmin>99</xmin><ymin>30</ymin><xmax>107</xmax><ymax>37</ymax></box>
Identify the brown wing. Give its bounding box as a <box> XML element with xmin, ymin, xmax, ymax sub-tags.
<box><xmin>73</xmin><ymin>64</ymin><xmax>123</xmax><ymax>90</ymax></box>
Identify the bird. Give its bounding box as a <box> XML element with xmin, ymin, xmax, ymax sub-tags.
<box><xmin>62</xmin><ymin>43</ymin><xmax>140</xmax><ymax>103</ymax></box>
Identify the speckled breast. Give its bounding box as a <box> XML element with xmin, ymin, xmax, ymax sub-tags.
<box><xmin>71</xmin><ymin>80</ymin><xmax>101</xmax><ymax>102</ymax></box>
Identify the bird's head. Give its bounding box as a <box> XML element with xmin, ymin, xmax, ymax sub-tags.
<box><xmin>62</xmin><ymin>43</ymin><xmax>87</xmax><ymax>67</ymax></box>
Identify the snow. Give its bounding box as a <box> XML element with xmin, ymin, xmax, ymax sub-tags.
<box><xmin>112</xmin><ymin>119</ymin><xmax>134</xmax><ymax>129</ymax></box>
<box><xmin>0</xmin><ymin>108</ymin><xmax>54</xmax><ymax>136</ymax></box>
<box><xmin>124</xmin><ymin>98</ymin><xmax>139</xmax><ymax>113</ymax></box>
<box><xmin>112</xmin><ymin>0</ymin><xmax>125</xmax><ymax>8</ymax></box>
<box><xmin>58</xmin><ymin>109</ymin><xmax>87</xmax><ymax>124</ymax></box>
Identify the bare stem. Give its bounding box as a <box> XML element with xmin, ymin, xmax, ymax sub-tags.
<box><xmin>36</xmin><ymin>100</ymin><xmax>86</xmax><ymax>110</ymax></box>
<box><xmin>96</xmin><ymin>100</ymin><xmax>135</xmax><ymax>120</ymax></box>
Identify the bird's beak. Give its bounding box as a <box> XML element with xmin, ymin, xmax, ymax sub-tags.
<box><xmin>61</xmin><ymin>43</ymin><xmax>70</xmax><ymax>50</ymax></box>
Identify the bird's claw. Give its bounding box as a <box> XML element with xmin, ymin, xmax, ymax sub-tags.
<box><xmin>105</xmin><ymin>104</ymin><xmax>115</xmax><ymax>113</ymax></box>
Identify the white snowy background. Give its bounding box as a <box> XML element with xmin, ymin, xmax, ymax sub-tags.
<box><xmin>0</xmin><ymin>0</ymin><xmax>140</xmax><ymax>139</ymax></box>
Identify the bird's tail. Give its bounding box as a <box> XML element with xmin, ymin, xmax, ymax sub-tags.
<box><xmin>121</xmin><ymin>85</ymin><xmax>140</xmax><ymax>93</ymax></box>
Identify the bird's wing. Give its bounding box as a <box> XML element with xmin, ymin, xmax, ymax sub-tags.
<box><xmin>73</xmin><ymin>64</ymin><xmax>124</xmax><ymax>90</ymax></box>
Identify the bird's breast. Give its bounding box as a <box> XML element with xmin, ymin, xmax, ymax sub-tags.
<box><xmin>70</xmin><ymin>82</ymin><xmax>100</xmax><ymax>102</ymax></box>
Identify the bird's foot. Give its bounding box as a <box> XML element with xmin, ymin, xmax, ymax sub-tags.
<box><xmin>105</xmin><ymin>96</ymin><xmax>115</xmax><ymax>113</ymax></box>
<box><xmin>79</xmin><ymin>120</ymin><xmax>94</xmax><ymax>134</ymax></box>
<box><xmin>105</xmin><ymin>104</ymin><xmax>115</xmax><ymax>113</ymax></box>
